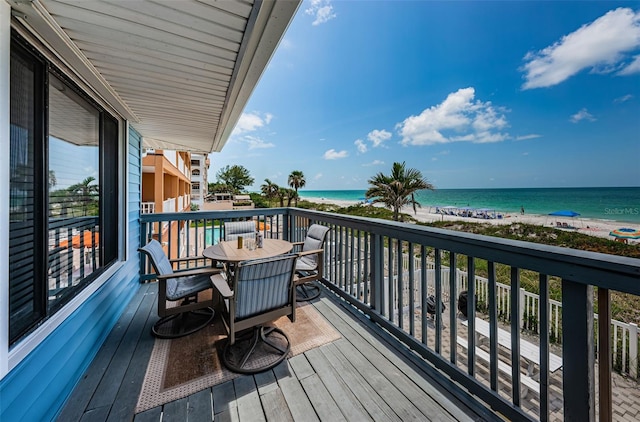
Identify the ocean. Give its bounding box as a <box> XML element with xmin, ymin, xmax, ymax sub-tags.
<box><xmin>298</xmin><ymin>187</ymin><xmax>640</xmax><ymax>224</ymax></box>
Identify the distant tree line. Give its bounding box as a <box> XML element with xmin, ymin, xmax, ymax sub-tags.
<box><xmin>208</xmin><ymin>162</ymin><xmax>434</xmax><ymax>221</ymax></box>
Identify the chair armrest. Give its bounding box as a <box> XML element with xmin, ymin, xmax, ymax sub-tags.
<box><xmin>297</xmin><ymin>248</ymin><xmax>323</xmax><ymax>258</ymax></box>
<box><xmin>211</xmin><ymin>274</ymin><xmax>233</xmax><ymax>298</ymax></box>
<box><xmin>169</xmin><ymin>255</ymin><xmax>208</xmax><ymax>263</ymax></box>
<box><xmin>156</xmin><ymin>267</ymin><xmax>221</xmax><ymax>280</ymax></box>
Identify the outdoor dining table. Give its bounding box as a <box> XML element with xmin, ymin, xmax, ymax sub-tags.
<box><xmin>203</xmin><ymin>238</ymin><xmax>293</xmax><ymax>264</ymax></box>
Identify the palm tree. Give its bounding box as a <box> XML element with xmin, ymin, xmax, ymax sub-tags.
<box><xmin>276</xmin><ymin>187</ymin><xmax>289</xmax><ymax>207</ymax></box>
<box><xmin>285</xmin><ymin>188</ymin><xmax>298</xmax><ymax>207</ymax></box>
<box><xmin>68</xmin><ymin>176</ymin><xmax>99</xmax><ymax>216</ymax></box>
<box><xmin>288</xmin><ymin>170</ymin><xmax>305</xmax><ymax>206</ymax></box>
<box><xmin>365</xmin><ymin>162</ymin><xmax>434</xmax><ymax>221</ymax></box>
<box><xmin>260</xmin><ymin>179</ymin><xmax>279</xmax><ymax>207</ymax></box>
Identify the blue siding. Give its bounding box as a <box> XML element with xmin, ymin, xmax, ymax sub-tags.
<box><xmin>0</xmin><ymin>126</ymin><xmax>143</xmax><ymax>421</ymax></box>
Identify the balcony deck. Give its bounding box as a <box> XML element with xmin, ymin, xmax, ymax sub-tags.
<box><xmin>57</xmin><ymin>281</ymin><xmax>491</xmax><ymax>422</ymax></box>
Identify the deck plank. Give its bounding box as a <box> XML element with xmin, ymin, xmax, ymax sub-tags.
<box><xmin>299</xmin><ymin>373</ymin><xmax>346</xmax><ymax>421</ymax></box>
<box><xmin>132</xmin><ymin>406</ymin><xmax>161</xmax><ymax>422</ymax></box>
<box><xmin>213</xmin><ymin>379</ymin><xmax>237</xmax><ymax>416</ymax></box>
<box><xmin>273</xmin><ymin>361</ymin><xmax>319</xmax><ymax>422</ymax></box>
<box><xmin>106</xmin><ymin>290</ymin><xmax>158</xmax><ymax>422</ymax></box>
<box><xmin>57</xmin><ymin>283</ymin><xmax>151</xmax><ymax>421</ymax></box>
<box><xmin>317</xmin><ymin>302</ymin><xmax>455</xmax><ymax>421</ymax></box>
<box><xmin>316</xmin><ymin>299</ymin><xmax>478</xmax><ymax>421</ymax></box>
<box><xmin>233</xmin><ymin>376</ymin><xmax>266</xmax><ymax>422</ymax></box>
<box><xmin>88</xmin><ymin>285</ymin><xmax>156</xmax><ymax>410</ymax></box>
<box><xmin>260</xmin><ymin>388</ymin><xmax>294</xmax><ymax>422</ymax></box>
<box><xmin>187</xmin><ymin>389</ymin><xmax>213</xmax><ymax>422</ymax></box>
<box><xmin>287</xmin><ymin>353</ymin><xmax>315</xmax><ymax>379</ymax></box>
<box><xmin>320</xmin><ymin>342</ymin><xmax>400</xmax><ymax>422</ymax></box>
<box><xmin>304</xmin><ymin>347</ymin><xmax>372</xmax><ymax>421</ymax></box>
<box><xmin>255</xmin><ymin>369</ymin><xmax>279</xmax><ymax>395</ymax></box>
<box><xmin>162</xmin><ymin>397</ymin><xmax>188</xmax><ymax>420</ymax></box>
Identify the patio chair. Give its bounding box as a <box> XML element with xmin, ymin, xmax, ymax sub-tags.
<box><xmin>292</xmin><ymin>224</ymin><xmax>330</xmax><ymax>302</ymax></box>
<box><xmin>211</xmin><ymin>253</ymin><xmax>298</xmax><ymax>374</ymax></box>
<box><xmin>139</xmin><ymin>239</ymin><xmax>220</xmax><ymax>339</ymax></box>
<box><xmin>224</xmin><ymin>221</ymin><xmax>256</xmax><ymax>241</ymax></box>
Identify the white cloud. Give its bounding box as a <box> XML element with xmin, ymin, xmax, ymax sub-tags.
<box><xmin>243</xmin><ymin>136</ymin><xmax>275</xmax><ymax>150</ymax></box>
<box><xmin>614</xmin><ymin>94</ymin><xmax>634</xmax><ymax>103</ymax></box>
<box><xmin>354</xmin><ymin>139</ymin><xmax>368</xmax><ymax>153</ymax></box>
<box><xmin>397</xmin><ymin>87</ymin><xmax>509</xmax><ymax>146</ymax></box>
<box><xmin>619</xmin><ymin>55</ymin><xmax>640</xmax><ymax>75</ymax></box>
<box><xmin>521</xmin><ymin>8</ymin><xmax>640</xmax><ymax>89</ymax></box>
<box><xmin>367</xmin><ymin>129</ymin><xmax>392</xmax><ymax>147</ymax></box>
<box><xmin>305</xmin><ymin>0</ymin><xmax>336</xmax><ymax>26</ymax></box>
<box><xmin>232</xmin><ymin>111</ymin><xmax>272</xmax><ymax>135</ymax></box>
<box><xmin>522</xmin><ymin>152</ymin><xmax>530</xmax><ymax>156</ymax></box>
<box><xmin>570</xmin><ymin>108</ymin><xmax>596</xmax><ymax>123</ymax></box>
<box><xmin>314</xmin><ymin>173</ymin><xmax>323</xmax><ymax>180</ymax></box>
<box><xmin>362</xmin><ymin>160</ymin><xmax>384</xmax><ymax>166</ymax></box>
<box><xmin>515</xmin><ymin>134</ymin><xmax>542</xmax><ymax>141</ymax></box>
<box><xmin>323</xmin><ymin>149</ymin><xmax>348</xmax><ymax>160</ymax></box>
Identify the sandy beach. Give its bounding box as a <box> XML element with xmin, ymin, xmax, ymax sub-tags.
<box><xmin>300</xmin><ymin>196</ymin><xmax>638</xmax><ymax>243</ymax></box>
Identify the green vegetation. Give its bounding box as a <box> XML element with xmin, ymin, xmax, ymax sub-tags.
<box><xmin>214</xmin><ymin>165</ymin><xmax>254</xmax><ymax>194</ymax></box>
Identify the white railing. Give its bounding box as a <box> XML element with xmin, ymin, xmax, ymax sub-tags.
<box><xmin>177</xmin><ymin>195</ymin><xmax>184</xmax><ymax>211</ymax></box>
<box><xmin>386</xmin><ymin>251</ymin><xmax>639</xmax><ymax>379</ymax></box>
<box><xmin>178</xmin><ymin>155</ymin><xmax>185</xmax><ymax>175</ymax></box>
<box><xmin>163</xmin><ymin>150</ymin><xmax>177</xmax><ymax>168</ymax></box>
<box><xmin>140</xmin><ymin>202</ymin><xmax>155</xmax><ymax>214</ymax></box>
<box><xmin>163</xmin><ymin>197</ymin><xmax>176</xmax><ymax>213</ymax></box>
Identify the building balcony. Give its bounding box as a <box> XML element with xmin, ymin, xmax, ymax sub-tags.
<box><xmin>61</xmin><ymin>208</ymin><xmax>640</xmax><ymax>421</ymax></box>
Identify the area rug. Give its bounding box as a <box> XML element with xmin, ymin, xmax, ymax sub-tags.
<box><xmin>135</xmin><ymin>302</ymin><xmax>341</xmax><ymax>413</ymax></box>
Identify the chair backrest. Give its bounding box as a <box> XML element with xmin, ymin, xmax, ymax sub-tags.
<box><xmin>299</xmin><ymin>224</ymin><xmax>330</xmax><ymax>268</ymax></box>
<box><xmin>139</xmin><ymin>239</ymin><xmax>174</xmax><ymax>276</ymax></box>
<box><xmin>232</xmin><ymin>254</ymin><xmax>297</xmax><ymax>320</ymax></box>
<box><xmin>224</xmin><ymin>221</ymin><xmax>256</xmax><ymax>241</ymax></box>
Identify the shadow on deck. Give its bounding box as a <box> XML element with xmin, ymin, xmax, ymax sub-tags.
<box><xmin>57</xmin><ymin>282</ymin><xmax>493</xmax><ymax>421</ymax></box>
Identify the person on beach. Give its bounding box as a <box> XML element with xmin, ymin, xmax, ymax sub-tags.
<box><xmin>520</xmin><ymin>206</ymin><xmax>525</xmax><ymax>215</ymax></box>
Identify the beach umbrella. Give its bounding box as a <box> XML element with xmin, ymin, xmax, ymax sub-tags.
<box><xmin>548</xmin><ymin>210</ymin><xmax>580</xmax><ymax>217</ymax></box>
<box><xmin>609</xmin><ymin>228</ymin><xmax>640</xmax><ymax>240</ymax></box>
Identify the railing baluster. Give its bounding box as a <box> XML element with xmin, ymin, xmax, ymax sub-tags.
<box><xmin>446</xmin><ymin>252</ymin><xmax>455</xmax><ymax>363</ymax></box>
<box><xmin>421</xmin><ymin>245</ymin><xmax>427</xmax><ymax>345</ymax></box>
<box><xmin>408</xmin><ymin>242</ymin><xmax>415</xmax><ymax>336</ymax></box>
<box><xmin>467</xmin><ymin>255</ymin><xmax>475</xmax><ymax>377</ymax></box>
<box><xmin>540</xmin><ymin>273</ymin><xmax>550</xmax><ymax>422</ymax></box>
<box><xmin>510</xmin><ymin>267</ymin><xmax>521</xmax><ymax>406</ymax></box>
<box><xmin>488</xmin><ymin>261</ymin><xmax>498</xmax><ymax>392</ymax></box>
<box><xmin>435</xmin><ymin>248</ymin><xmax>442</xmax><ymax>354</ymax></box>
<box><xmin>397</xmin><ymin>240</ymin><xmax>403</xmax><ymax>330</ymax></box>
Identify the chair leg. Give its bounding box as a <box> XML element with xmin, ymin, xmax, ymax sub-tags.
<box><xmin>222</xmin><ymin>326</ymin><xmax>290</xmax><ymax>374</ymax></box>
<box><xmin>151</xmin><ymin>307</ymin><xmax>215</xmax><ymax>339</ymax></box>
<box><xmin>296</xmin><ymin>282</ymin><xmax>321</xmax><ymax>302</ymax></box>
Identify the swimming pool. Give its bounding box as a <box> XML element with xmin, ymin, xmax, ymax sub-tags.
<box><xmin>205</xmin><ymin>226</ymin><xmax>222</xmax><ymax>245</ymax></box>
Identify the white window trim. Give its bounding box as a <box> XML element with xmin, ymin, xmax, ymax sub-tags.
<box><xmin>1</xmin><ymin>0</ymin><xmax>12</xmax><ymax>379</ymax></box>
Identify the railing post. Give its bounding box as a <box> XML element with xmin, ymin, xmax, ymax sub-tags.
<box><xmin>519</xmin><ymin>287</ymin><xmax>526</xmax><ymax>329</ymax></box>
<box><xmin>630</xmin><ymin>323</ymin><xmax>638</xmax><ymax>379</ymax></box>
<box><xmin>371</xmin><ymin>234</ymin><xmax>384</xmax><ymax>314</ymax></box>
<box><xmin>562</xmin><ymin>279</ymin><xmax>595</xmax><ymax>422</ymax></box>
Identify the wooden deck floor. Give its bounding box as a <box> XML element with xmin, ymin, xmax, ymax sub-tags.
<box><xmin>57</xmin><ymin>282</ymin><xmax>493</xmax><ymax>422</ymax></box>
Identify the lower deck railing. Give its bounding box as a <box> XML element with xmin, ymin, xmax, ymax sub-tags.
<box><xmin>140</xmin><ymin>208</ymin><xmax>640</xmax><ymax>422</ymax></box>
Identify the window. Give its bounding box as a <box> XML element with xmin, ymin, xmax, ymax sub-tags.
<box><xmin>9</xmin><ymin>33</ymin><xmax>120</xmax><ymax>344</ymax></box>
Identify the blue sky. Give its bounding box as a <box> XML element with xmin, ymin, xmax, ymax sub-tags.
<box><xmin>209</xmin><ymin>1</ymin><xmax>640</xmax><ymax>191</ymax></box>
